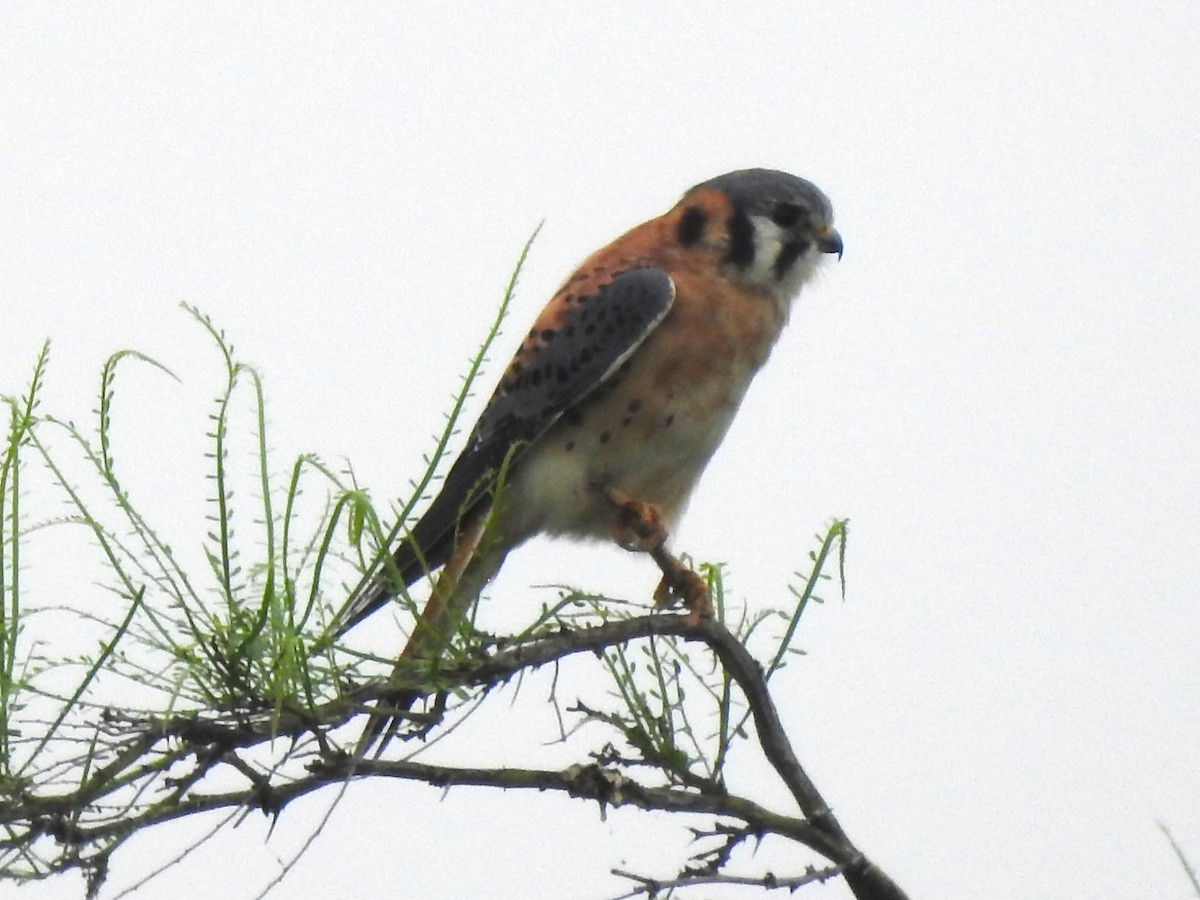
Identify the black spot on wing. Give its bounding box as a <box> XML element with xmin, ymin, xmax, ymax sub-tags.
<box><xmin>472</xmin><ymin>267</ymin><xmax>674</xmax><ymax>451</ymax></box>
<box><xmin>369</xmin><ymin>268</ymin><xmax>676</xmax><ymax>599</ymax></box>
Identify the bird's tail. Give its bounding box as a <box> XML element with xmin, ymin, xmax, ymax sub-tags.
<box><xmin>354</xmin><ymin>514</ymin><xmax>507</xmax><ymax>755</ymax></box>
<box><xmin>332</xmin><ymin>532</ymin><xmax>441</xmax><ymax>638</ymax></box>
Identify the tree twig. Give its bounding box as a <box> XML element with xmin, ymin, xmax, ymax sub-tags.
<box><xmin>3</xmin><ymin>614</ymin><xmax>906</xmax><ymax>899</ymax></box>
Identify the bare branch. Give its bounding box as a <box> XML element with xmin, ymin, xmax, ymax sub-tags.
<box><xmin>4</xmin><ymin>614</ymin><xmax>906</xmax><ymax>899</ymax></box>
<box><xmin>611</xmin><ymin>864</ymin><xmax>842</xmax><ymax>898</ymax></box>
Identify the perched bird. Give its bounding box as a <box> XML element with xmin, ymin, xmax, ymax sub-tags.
<box><xmin>337</xmin><ymin>168</ymin><xmax>841</xmax><ymax>741</ymax></box>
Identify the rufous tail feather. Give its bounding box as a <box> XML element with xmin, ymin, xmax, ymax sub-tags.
<box><xmin>355</xmin><ymin>514</ymin><xmax>507</xmax><ymax>756</ymax></box>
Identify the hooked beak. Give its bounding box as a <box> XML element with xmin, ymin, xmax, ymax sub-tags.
<box><xmin>816</xmin><ymin>226</ymin><xmax>843</xmax><ymax>260</ymax></box>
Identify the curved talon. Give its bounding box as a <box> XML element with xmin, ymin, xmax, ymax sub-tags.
<box><xmin>599</xmin><ymin>484</ymin><xmax>711</xmax><ymax>623</ymax></box>
<box><xmin>602</xmin><ymin>486</ymin><xmax>668</xmax><ymax>552</ymax></box>
<box><xmin>651</xmin><ymin>549</ymin><xmax>713</xmax><ymax>623</ymax></box>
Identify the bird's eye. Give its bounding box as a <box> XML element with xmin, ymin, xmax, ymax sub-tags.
<box><xmin>771</xmin><ymin>202</ymin><xmax>804</xmax><ymax>228</ymax></box>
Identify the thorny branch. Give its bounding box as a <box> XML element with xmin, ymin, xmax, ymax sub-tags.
<box><xmin>1</xmin><ymin>615</ymin><xmax>907</xmax><ymax>899</ymax></box>
<box><xmin>611</xmin><ymin>864</ymin><xmax>842</xmax><ymax>898</ymax></box>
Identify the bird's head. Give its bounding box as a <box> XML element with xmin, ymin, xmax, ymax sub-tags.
<box><xmin>671</xmin><ymin>168</ymin><xmax>842</xmax><ymax>307</ymax></box>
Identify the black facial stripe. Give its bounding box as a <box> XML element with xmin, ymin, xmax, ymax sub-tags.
<box><xmin>676</xmin><ymin>206</ymin><xmax>707</xmax><ymax>246</ymax></box>
<box><xmin>773</xmin><ymin>238</ymin><xmax>810</xmax><ymax>279</ymax></box>
<box><xmin>725</xmin><ymin>208</ymin><xmax>755</xmax><ymax>268</ymax></box>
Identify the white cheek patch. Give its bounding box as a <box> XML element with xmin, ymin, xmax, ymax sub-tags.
<box><xmin>739</xmin><ymin>215</ymin><xmax>826</xmax><ymax>317</ymax></box>
<box><xmin>745</xmin><ymin>216</ymin><xmax>788</xmax><ymax>286</ymax></box>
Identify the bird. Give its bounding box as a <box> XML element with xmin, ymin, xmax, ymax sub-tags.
<box><xmin>335</xmin><ymin>168</ymin><xmax>841</xmax><ymax>745</ymax></box>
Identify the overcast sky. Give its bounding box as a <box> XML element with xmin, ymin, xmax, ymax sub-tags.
<box><xmin>3</xmin><ymin>4</ymin><xmax>1198</xmax><ymax>899</ymax></box>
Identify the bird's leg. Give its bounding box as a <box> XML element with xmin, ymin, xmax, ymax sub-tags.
<box><xmin>604</xmin><ymin>485</ymin><xmax>668</xmax><ymax>552</ymax></box>
<box><xmin>600</xmin><ymin>486</ymin><xmax>714</xmax><ymax>624</ymax></box>
<box><xmin>649</xmin><ymin>546</ymin><xmax>712</xmax><ymax>625</ymax></box>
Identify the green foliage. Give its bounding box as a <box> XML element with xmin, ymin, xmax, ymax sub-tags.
<box><xmin>1</xmin><ymin>340</ymin><xmax>50</xmax><ymax>770</ymax></box>
<box><xmin>0</xmin><ymin>230</ymin><xmax>543</xmax><ymax>888</ymax></box>
<box><xmin>0</xmin><ymin>311</ymin><xmax>387</xmax><ymax>887</ymax></box>
<box><xmin>1</xmin><ymin>318</ymin><xmax>352</xmax><ymax>778</ymax></box>
<box><xmin>0</xmin><ymin>225</ymin><xmax>859</xmax><ymax>896</ymax></box>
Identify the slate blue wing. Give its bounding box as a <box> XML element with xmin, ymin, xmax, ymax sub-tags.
<box><xmin>336</xmin><ymin>267</ymin><xmax>676</xmax><ymax>633</ymax></box>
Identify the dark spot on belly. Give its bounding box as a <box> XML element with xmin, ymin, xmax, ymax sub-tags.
<box><xmin>564</xmin><ymin>440</ymin><xmax>575</xmax><ymax>452</ymax></box>
<box><xmin>599</xmin><ymin>430</ymin><xmax>611</xmax><ymax>444</ymax></box>
<box><xmin>664</xmin><ymin>414</ymin><xmax>675</xmax><ymax>428</ymax></box>
<box><xmin>541</xmin><ymin>328</ymin><xmax>557</xmax><ymax>341</ymax></box>
<box><xmin>622</xmin><ymin>416</ymin><xmax>633</xmax><ymax>427</ymax></box>
<box><xmin>627</xmin><ymin>399</ymin><xmax>642</xmax><ymax>413</ymax></box>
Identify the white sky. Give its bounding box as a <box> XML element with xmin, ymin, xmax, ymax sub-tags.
<box><xmin>3</xmin><ymin>4</ymin><xmax>1198</xmax><ymax>899</ymax></box>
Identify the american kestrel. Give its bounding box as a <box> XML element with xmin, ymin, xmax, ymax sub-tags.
<box><xmin>337</xmin><ymin>168</ymin><xmax>841</xmax><ymax>723</ymax></box>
